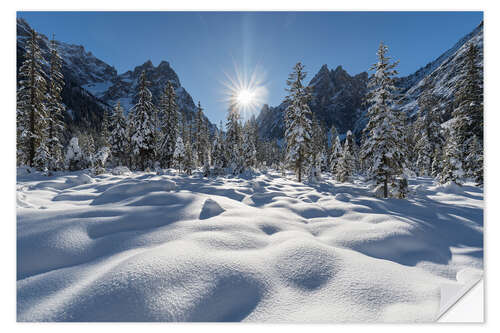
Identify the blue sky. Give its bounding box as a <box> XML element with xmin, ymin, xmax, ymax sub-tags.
<box><xmin>18</xmin><ymin>11</ymin><xmax>483</xmax><ymax>125</ymax></box>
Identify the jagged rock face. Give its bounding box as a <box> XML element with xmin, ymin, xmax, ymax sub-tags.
<box><xmin>257</xmin><ymin>65</ymin><xmax>368</xmax><ymax>141</ymax></box>
<box><xmin>308</xmin><ymin>65</ymin><xmax>368</xmax><ymax>133</ymax></box>
<box><xmin>17</xmin><ymin>18</ymin><xmax>117</xmax><ymax>135</ymax></box>
<box><xmin>99</xmin><ymin>60</ymin><xmax>209</xmax><ymax>128</ymax></box>
<box><xmin>17</xmin><ymin>18</ymin><xmax>117</xmax><ymax>87</ymax></box>
<box><xmin>397</xmin><ymin>22</ymin><xmax>483</xmax><ymax>120</ymax></box>
<box><xmin>16</xmin><ymin>18</ymin><xmax>215</xmax><ymax>137</ymax></box>
<box><xmin>257</xmin><ymin>21</ymin><xmax>483</xmax><ymax>142</ymax></box>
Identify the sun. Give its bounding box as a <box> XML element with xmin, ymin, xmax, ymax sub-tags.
<box><xmin>236</xmin><ymin>89</ymin><xmax>255</xmax><ymax>106</ymax></box>
<box><xmin>221</xmin><ymin>63</ymin><xmax>268</xmax><ymax>119</ymax></box>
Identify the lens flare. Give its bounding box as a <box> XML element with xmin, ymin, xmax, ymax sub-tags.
<box><xmin>221</xmin><ymin>63</ymin><xmax>268</xmax><ymax>120</ymax></box>
<box><xmin>236</xmin><ymin>89</ymin><xmax>255</xmax><ymax>106</ymax></box>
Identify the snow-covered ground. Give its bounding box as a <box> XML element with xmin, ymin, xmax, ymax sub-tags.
<box><xmin>16</xmin><ymin>168</ymin><xmax>483</xmax><ymax>322</ymax></box>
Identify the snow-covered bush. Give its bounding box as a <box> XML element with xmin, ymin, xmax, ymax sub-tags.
<box><xmin>374</xmin><ymin>184</ymin><xmax>386</xmax><ymax>198</ymax></box>
<box><xmin>92</xmin><ymin>146</ymin><xmax>111</xmax><ymax>175</ymax></box>
<box><xmin>394</xmin><ymin>177</ymin><xmax>409</xmax><ymax>199</ymax></box>
<box><xmin>111</xmin><ymin>166</ymin><xmax>131</xmax><ymax>176</ymax></box>
<box><xmin>65</xmin><ymin>137</ymin><xmax>84</xmax><ymax>171</ymax></box>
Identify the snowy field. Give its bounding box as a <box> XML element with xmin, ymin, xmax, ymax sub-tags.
<box><xmin>16</xmin><ymin>168</ymin><xmax>483</xmax><ymax>322</ymax></box>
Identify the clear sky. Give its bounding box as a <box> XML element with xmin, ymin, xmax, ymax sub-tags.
<box><xmin>17</xmin><ymin>11</ymin><xmax>483</xmax><ymax>125</ymax></box>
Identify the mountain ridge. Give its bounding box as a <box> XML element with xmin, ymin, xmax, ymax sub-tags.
<box><xmin>16</xmin><ymin>18</ymin><xmax>215</xmax><ymax>138</ymax></box>
<box><xmin>256</xmin><ymin>21</ymin><xmax>483</xmax><ymax>141</ymax></box>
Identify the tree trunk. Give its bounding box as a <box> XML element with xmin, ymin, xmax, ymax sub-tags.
<box><xmin>384</xmin><ymin>174</ymin><xmax>388</xmax><ymax>198</ymax></box>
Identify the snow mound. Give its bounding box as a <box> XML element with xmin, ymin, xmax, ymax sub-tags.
<box><xmin>91</xmin><ymin>179</ymin><xmax>175</xmax><ymax>205</ymax></box>
<box><xmin>433</xmin><ymin>181</ymin><xmax>464</xmax><ymax>194</ymax></box>
<box><xmin>111</xmin><ymin>166</ymin><xmax>131</xmax><ymax>176</ymax></box>
<box><xmin>199</xmin><ymin>198</ymin><xmax>225</xmax><ymax>220</ymax></box>
<box><xmin>334</xmin><ymin>193</ymin><xmax>351</xmax><ymax>202</ymax></box>
<box><xmin>16</xmin><ymin>170</ymin><xmax>483</xmax><ymax>322</ymax></box>
<box><xmin>274</xmin><ymin>240</ymin><xmax>338</xmax><ymax>290</ymax></box>
<box><xmin>71</xmin><ymin>173</ymin><xmax>94</xmax><ymax>185</ymax></box>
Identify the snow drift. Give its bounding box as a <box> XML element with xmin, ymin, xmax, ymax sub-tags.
<box><xmin>16</xmin><ymin>170</ymin><xmax>483</xmax><ymax>322</ymax></box>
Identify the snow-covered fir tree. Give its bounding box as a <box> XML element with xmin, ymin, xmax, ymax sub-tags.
<box><xmin>242</xmin><ymin>120</ymin><xmax>257</xmax><ymax>169</ymax></box>
<box><xmin>184</xmin><ymin>124</ymin><xmax>195</xmax><ymax>175</ymax></box>
<box><xmin>361</xmin><ymin>42</ymin><xmax>406</xmax><ymax>198</ymax></box>
<box><xmin>80</xmin><ymin>134</ymin><xmax>96</xmax><ymax>168</ymax></box>
<box><xmin>100</xmin><ymin>110</ymin><xmax>111</xmax><ymax>148</ymax></box>
<box><xmin>330</xmin><ymin>135</ymin><xmax>342</xmax><ymax>176</ymax></box>
<box><xmin>211</xmin><ymin>123</ymin><xmax>226</xmax><ymax>174</ymax></box>
<box><xmin>33</xmin><ymin>141</ymin><xmax>50</xmax><ymax>172</ymax></box>
<box><xmin>452</xmin><ymin>42</ymin><xmax>483</xmax><ymax>183</ymax></box>
<box><xmin>344</xmin><ymin>130</ymin><xmax>359</xmax><ymax>173</ymax></box>
<box><xmin>284</xmin><ymin>62</ymin><xmax>313</xmax><ymax>182</ymax></box>
<box><xmin>440</xmin><ymin>129</ymin><xmax>464</xmax><ymax>185</ymax></box>
<box><xmin>110</xmin><ymin>101</ymin><xmax>129</xmax><ymax>166</ymax></box>
<box><xmin>159</xmin><ymin>82</ymin><xmax>178</xmax><ymax>168</ymax></box>
<box><xmin>201</xmin><ymin>116</ymin><xmax>211</xmax><ymax>168</ymax></box>
<box><xmin>194</xmin><ymin>101</ymin><xmax>205</xmax><ymax>167</ymax></box>
<box><xmin>93</xmin><ymin>146</ymin><xmax>111</xmax><ymax>175</ymax></box>
<box><xmin>465</xmin><ymin>135</ymin><xmax>483</xmax><ymax>186</ymax></box>
<box><xmin>16</xmin><ymin>27</ymin><xmax>48</xmax><ymax>168</ymax></box>
<box><xmin>414</xmin><ymin>84</ymin><xmax>444</xmax><ymax>176</ymax></box>
<box><xmin>431</xmin><ymin>146</ymin><xmax>443</xmax><ymax>178</ymax></box>
<box><xmin>336</xmin><ymin>138</ymin><xmax>355</xmax><ymax>182</ymax></box>
<box><xmin>308</xmin><ymin>115</ymin><xmax>324</xmax><ymax>182</ymax></box>
<box><xmin>65</xmin><ymin>137</ymin><xmax>84</xmax><ymax>171</ymax></box>
<box><xmin>173</xmin><ymin>135</ymin><xmax>185</xmax><ymax>173</ymax></box>
<box><xmin>46</xmin><ymin>37</ymin><xmax>65</xmax><ymax>172</ymax></box>
<box><xmin>225</xmin><ymin>106</ymin><xmax>243</xmax><ymax>174</ymax></box>
<box><xmin>129</xmin><ymin>70</ymin><xmax>156</xmax><ymax>170</ymax></box>
<box><xmin>415</xmin><ymin>118</ymin><xmax>433</xmax><ymax>176</ymax></box>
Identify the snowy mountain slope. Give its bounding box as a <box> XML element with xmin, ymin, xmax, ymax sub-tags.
<box><xmin>397</xmin><ymin>21</ymin><xmax>483</xmax><ymax>118</ymax></box>
<box><xmin>17</xmin><ymin>18</ymin><xmax>117</xmax><ymax>131</ymax></box>
<box><xmin>257</xmin><ymin>65</ymin><xmax>368</xmax><ymax>141</ymax></box>
<box><xmin>17</xmin><ymin>18</ymin><xmax>117</xmax><ymax>87</ymax></box>
<box><xmin>99</xmin><ymin>60</ymin><xmax>215</xmax><ymax>130</ymax></box>
<box><xmin>16</xmin><ymin>18</ymin><xmax>215</xmax><ymax>134</ymax></box>
<box><xmin>17</xmin><ymin>169</ymin><xmax>482</xmax><ymax>322</ymax></box>
<box><xmin>396</xmin><ymin>21</ymin><xmax>483</xmax><ymax>94</ymax></box>
<box><xmin>257</xmin><ymin>21</ymin><xmax>483</xmax><ymax>141</ymax></box>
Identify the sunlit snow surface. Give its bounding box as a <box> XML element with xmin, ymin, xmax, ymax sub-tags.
<box><xmin>16</xmin><ymin>168</ymin><xmax>483</xmax><ymax>322</ymax></box>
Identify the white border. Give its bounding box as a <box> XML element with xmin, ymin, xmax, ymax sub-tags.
<box><xmin>3</xmin><ymin>1</ymin><xmax>498</xmax><ymax>332</ymax></box>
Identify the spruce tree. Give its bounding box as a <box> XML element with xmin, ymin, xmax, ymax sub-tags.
<box><xmin>413</xmin><ymin>103</ymin><xmax>431</xmax><ymax>176</ymax></box>
<box><xmin>361</xmin><ymin>42</ymin><xmax>405</xmax><ymax>198</ymax></box>
<box><xmin>110</xmin><ymin>101</ymin><xmax>129</xmax><ymax>166</ymax></box>
<box><xmin>431</xmin><ymin>146</ymin><xmax>443</xmax><ymax>179</ymax></box>
<box><xmin>211</xmin><ymin>123</ymin><xmax>226</xmax><ymax>174</ymax></box>
<box><xmin>452</xmin><ymin>42</ymin><xmax>483</xmax><ymax>183</ymax></box>
<box><xmin>173</xmin><ymin>135</ymin><xmax>185</xmax><ymax>173</ymax></box>
<box><xmin>344</xmin><ymin>130</ymin><xmax>358</xmax><ymax>173</ymax></box>
<box><xmin>16</xmin><ymin>27</ymin><xmax>48</xmax><ymax>168</ymax></box>
<box><xmin>465</xmin><ymin>135</ymin><xmax>483</xmax><ymax>186</ymax></box>
<box><xmin>284</xmin><ymin>62</ymin><xmax>313</xmax><ymax>182</ymax></box>
<box><xmin>195</xmin><ymin>101</ymin><xmax>204</xmax><ymax>167</ymax></box>
<box><xmin>336</xmin><ymin>139</ymin><xmax>355</xmax><ymax>182</ymax></box>
<box><xmin>414</xmin><ymin>85</ymin><xmax>444</xmax><ymax>176</ymax></box>
<box><xmin>308</xmin><ymin>115</ymin><xmax>324</xmax><ymax>182</ymax></box>
<box><xmin>440</xmin><ymin>129</ymin><xmax>464</xmax><ymax>184</ymax></box>
<box><xmin>329</xmin><ymin>135</ymin><xmax>342</xmax><ymax>176</ymax></box>
<box><xmin>46</xmin><ymin>37</ymin><xmax>65</xmax><ymax>171</ymax></box>
<box><xmin>129</xmin><ymin>70</ymin><xmax>156</xmax><ymax>170</ymax></box>
<box><xmin>225</xmin><ymin>105</ymin><xmax>243</xmax><ymax>174</ymax></box>
<box><xmin>159</xmin><ymin>82</ymin><xmax>178</xmax><ymax>168</ymax></box>
<box><xmin>81</xmin><ymin>134</ymin><xmax>96</xmax><ymax>168</ymax></box>
<box><xmin>101</xmin><ymin>110</ymin><xmax>111</xmax><ymax>148</ymax></box>
<box><xmin>65</xmin><ymin>137</ymin><xmax>84</xmax><ymax>171</ymax></box>
<box><xmin>242</xmin><ymin>120</ymin><xmax>257</xmax><ymax>170</ymax></box>
<box><xmin>184</xmin><ymin>124</ymin><xmax>195</xmax><ymax>175</ymax></box>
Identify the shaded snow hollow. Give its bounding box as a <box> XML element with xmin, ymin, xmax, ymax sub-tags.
<box><xmin>16</xmin><ymin>169</ymin><xmax>483</xmax><ymax>322</ymax></box>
